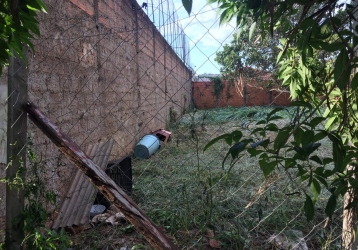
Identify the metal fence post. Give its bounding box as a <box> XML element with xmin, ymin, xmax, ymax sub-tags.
<box><xmin>5</xmin><ymin>50</ymin><xmax>28</xmax><ymax>249</ymax></box>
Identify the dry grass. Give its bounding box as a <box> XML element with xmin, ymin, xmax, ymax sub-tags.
<box><xmin>71</xmin><ymin>107</ymin><xmax>343</xmax><ymax>250</ymax></box>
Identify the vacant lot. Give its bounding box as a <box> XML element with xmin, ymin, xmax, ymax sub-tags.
<box><xmin>73</xmin><ymin>107</ymin><xmax>342</xmax><ymax>249</ymax></box>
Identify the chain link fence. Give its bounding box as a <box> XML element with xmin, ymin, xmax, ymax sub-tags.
<box><xmin>0</xmin><ymin>0</ymin><xmax>343</xmax><ymax>249</ymax></box>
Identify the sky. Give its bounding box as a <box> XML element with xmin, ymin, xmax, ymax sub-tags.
<box><xmin>140</xmin><ymin>0</ymin><xmax>349</xmax><ymax>76</ymax></box>
<box><xmin>172</xmin><ymin>0</ymin><xmax>237</xmax><ymax>75</ymax></box>
<box><xmin>137</xmin><ymin>0</ymin><xmax>237</xmax><ymax>75</ymax></box>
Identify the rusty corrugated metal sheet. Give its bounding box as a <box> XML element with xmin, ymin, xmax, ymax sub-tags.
<box><xmin>52</xmin><ymin>138</ymin><xmax>114</xmax><ymax>229</ymax></box>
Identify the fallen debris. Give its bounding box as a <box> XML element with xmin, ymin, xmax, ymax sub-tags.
<box><xmin>24</xmin><ymin>101</ymin><xmax>179</xmax><ymax>250</ymax></box>
<box><xmin>92</xmin><ymin>211</ymin><xmax>126</xmax><ymax>226</ymax></box>
<box><xmin>52</xmin><ymin>139</ymin><xmax>114</xmax><ymax>229</ymax></box>
<box><xmin>151</xmin><ymin>129</ymin><xmax>172</xmax><ymax>144</ymax></box>
<box><xmin>134</xmin><ymin>134</ymin><xmax>160</xmax><ymax>159</ymax></box>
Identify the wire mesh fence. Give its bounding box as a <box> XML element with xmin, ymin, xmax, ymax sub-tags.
<box><xmin>0</xmin><ymin>0</ymin><xmax>344</xmax><ymax>249</ymax></box>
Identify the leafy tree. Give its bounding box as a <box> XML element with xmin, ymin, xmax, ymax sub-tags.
<box><xmin>183</xmin><ymin>0</ymin><xmax>358</xmax><ymax>248</ymax></box>
<box><xmin>215</xmin><ymin>28</ymin><xmax>279</xmax><ymax>77</ymax></box>
<box><xmin>0</xmin><ymin>0</ymin><xmax>46</xmax><ymax>75</ymax></box>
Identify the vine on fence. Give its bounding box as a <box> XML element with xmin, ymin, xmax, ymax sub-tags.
<box><xmin>213</xmin><ymin>77</ymin><xmax>223</xmax><ymax>99</ymax></box>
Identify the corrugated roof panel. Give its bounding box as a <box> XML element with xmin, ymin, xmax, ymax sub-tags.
<box><xmin>52</xmin><ymin>138</ymin><xmax>114</xmax><ymax>229</ymax></box>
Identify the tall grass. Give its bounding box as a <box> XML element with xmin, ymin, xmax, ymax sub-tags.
<box><xmin>71</xmin><ymin>106</ymin><xmax>342</xmax><ymax>249</ymax></box>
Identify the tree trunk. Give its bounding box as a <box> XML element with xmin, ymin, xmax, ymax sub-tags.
<box><xmin>342</xmin><ymin>166</ymin><xmax>358</xmax><ymax>249</ymax></box>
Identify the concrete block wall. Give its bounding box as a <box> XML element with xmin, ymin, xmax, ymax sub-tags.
<box><xmin>0</xmin><ymin>0</ymin><xmax>191</xmax><ymax>231</ymax></box>
<box><xmin>193</xmin><ymin>80</ymin><xmax>291</xmax><ymax>109</ymax></box>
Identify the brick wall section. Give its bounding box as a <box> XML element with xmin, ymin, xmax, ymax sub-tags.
<box><xmin>193</xmin><ymin>80</ymin><xmax>291</xmax><ymax>109</ymax></box>
<box><xmin>0</xmin><ymin>0</ymin><xmax>191</xmax><ymax>228</ymax></box>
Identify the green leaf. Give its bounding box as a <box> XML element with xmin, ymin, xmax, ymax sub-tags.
<box><xmin>330</xmin><ymin>17</ymin><xmax>342</xmax><ymax>27</ymax></box>
<box><xmin>259</xmin><ymin>160</ymin><xmax>276</xmax><ymax>177</ymax></box>
<box><xmin>293</xmin><ymin>0</ymin><xmax>311</xmax><ymax>5</ymax></box>
<box><xmin>265</xmin><ymin>123</ymin><xmax>278</xmax><ymax>132</ymax></box>
<box><xmin>247</xmin><ymin>148</ymin><xmax>263</xmax><ymax>157</ymax></box>
<box><xmin>304</xmin><ymin>194</ymin><xmax>314</xmax><ymax>221</ymax></box>
<box><xmin>325</xmin><ymin>116</ymin><xmax>337</xmax><ymax>130</ymax></box>
<box><xmin>309</xmin><ymin>117</ymin><xmax>325</xmax><ymax>128</ymax></box>
<box><xmin>284</xmin><ymin>158</ymin><xmax>296</xmax><ymax>169</ymax></box>
<box><xmin>320</xmin><ymin>42</ymin><xmax>344</xmax><ymax>52</ymax></box>
<box><xmin>220</xmin><ymin>9</ymin><xmax>229</xmax><ymax>24</ymax></box>
<box><xmin>313</xmin><ymin>131</ymin><xmax>326</xmax><ymax>142</ymax></box>
<box><xmin>310</xmin><ymin>178</ymin><xmax>321</xmax><ymax>201</ymax></box>
<box><xmin>229</xmin><ymin>142</ymin><xmax>245</xmax><ymax>159</ymax></box>
<box><xmin>299</xmin><ymin>19</ymin><xmax>315</xmax><ymax>31</ymax></box>
<box><xmin>297</xmin><ymin>165</ymin><xmax>307</xmax><ymax>177</ymax></box>
<box><xmin>251</xmin><ymin>127</ymin><xmax>264</xmax><ymax>134</ymax></box>
<box><xmin>305</xmin><ymin>143</ymin><xmax>321</xmax><ymax>156</ymax></box>
<box><xmin>323</xmin><ymin>157</ymin><xmax>333</xmax><ymax>165</ymax></box>
<box><xmin>204</xmin><ymin>133</ymin><xmax>231</xmax><ymax>151</ymax></box>
<box><xmin>328</xmin><ymin>133</ymin><xmax>345</xmax><ymax>172</ymax></box>
<box><xmin>268</xmin><ymin>115</ymin><xmax>283</xmax><ymax>122</ymax></box>
<box><xmin>302</xmin><ymin>130</ymin><xmax>314</xmax><ymax>147</ymax></box>
<box><xmin>247</xmin><ymin>0</ymin><xmax>261</xmax><ymax>9</ymax></box>
<box><xmin>256</xmin><ymin>120</ymin><xmax>266</xmax><ymax>125</ymax></box>
<box><xmin>182</xmin><ymin>0</ymin><xmax>192</xmax><ymax>14</ymax></box>
<box><xmin>349</xmin><ymin>177</ymin><xmax>358</xmax><ymax>189</ymax></box>
<box><xmin>314</xmin><ymin>174</ymin><xmax>328</xmax><ymax>188</ymax></box>
<box><xmin>351</xmin><ymin>72</ymin><xmax>358</xmax><ymax>91</ymax></box>
<box><xmin>293</xmin><ymin>127</ymin><xmax>304</xmax><ymax>146</ymax></box>
<box><xmin>222</xmin><ymin>151</ymin><xmax>231</xmax><ymax>168</ymax></box>
<box><xmin>302</xmin><ymin>45</ymin><xmax>313</xmax><ymax>65</ymax></box>
<box><xmin>249</xmin><ymin>22</ymin><xmax>256</xmax><ymax>41</ymax></box>
<box><xmin>310</xmin><ymin>155</ymin><xmax>322</xmax><ymax>165</ymax></box>
<box><xmin>225</xmin><ymin>136</ymin><xmax>233</xmax><ymax>146</ymax></box>
<box><xmin>325</xmin><ymin>194</ymin><xmax>336</xmax><ymax>219</ymax></box>
<box><xmin>334</xmin><ymin>48</ymin><xmax>351</xmax><ymax>91</ymax></box>
<box><xmin>232</xmin><ymin>131</ymin><xmax>243</xmax><ymax>142</ymax></box>
<box><xmin>274</xmin><ymin>128</ymin><xmax>290</xmax><ymax>150</ymax></box>
<box><xmin>267</xmin><ymin>108</ymin><xmax>283</xmax><ymax>119</ymax></box>
<box><xmin>34</xmin><ymin>0</ymin><xmax>47</xmax><ymax>12</ymax></box>
<box><xmin>290</xmin><ymin>101</ymin><xmax>312</xmax><ymax>110</ymax></box>
<box><xmin>293</xmin><ymin>146</ymin><xmax>306</xmax><ymax>158</ymax></box>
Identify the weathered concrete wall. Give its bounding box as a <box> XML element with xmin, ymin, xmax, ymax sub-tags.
<box><xmin>0</xmin><ymin>0</ymin><xmax>191</xmax><ymax>232</ymax></box>
<box><xmin>193</xmin><ymin>80</ymin><xmax>290</xmax><ymax>109</ymax></box>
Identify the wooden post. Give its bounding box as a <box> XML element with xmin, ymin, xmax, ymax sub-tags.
<box><xmin>6</xmin><ymin>51</ymin><xmax>28</xmax><ymax>249</ymax></box>
<box><xmin>23</xmin><ymin>102</ymin><xmax>178</xmax><ymax>250</ymax></box>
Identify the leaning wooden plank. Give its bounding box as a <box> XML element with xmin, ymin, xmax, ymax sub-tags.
<box><xmin>23</xmin><ymin>102</ymin><xmax>178</xmax><ymax>250</ymax></box>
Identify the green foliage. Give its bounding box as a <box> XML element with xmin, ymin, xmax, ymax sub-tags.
<box><xmin>1</xmin><ymin>146</ymin><xmax>70</xmax><ymax>249</ymax></box>
<box><xmin>182</xmin><ymin>0</ymin><xmax>192</xmax><ymax>15</ymax></box>
<box><xmin>179</xmin><ymin>106</ymin><xmax>295</xmax><ymax>126</ymax></box>
<box><xmin>0</xmin><ymin>0</ymin><xmax>46</xmax><ymax>75</ymax></box>
<box><xmin>215</xmin><ymin>26</ymin><xmax>279</xmax><ymax>80</ymax></box>
<box><xmin>198</xmin><ymin>0</ymin><xmax>358</xmax><ymax>224</ymax></box>
<box><xmin>212</xmin><ymin>76</ymin><xmax>224</xmax><ymax>98</ymax></box>
<box><xmin>133</xmin><ymin>107</ymin><xmax>342</xmax><ymax>248</ymax></box>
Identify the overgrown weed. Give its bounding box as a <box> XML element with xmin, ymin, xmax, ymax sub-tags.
<box><xmin>132</xmin><ymin>106</ymin><xmax>342</xmax><ymax>249</ymax></box>
<box><xmin>59</xmin><ymin>106</ymin><xmax>341</xmax><ymax>249</ymax></box>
